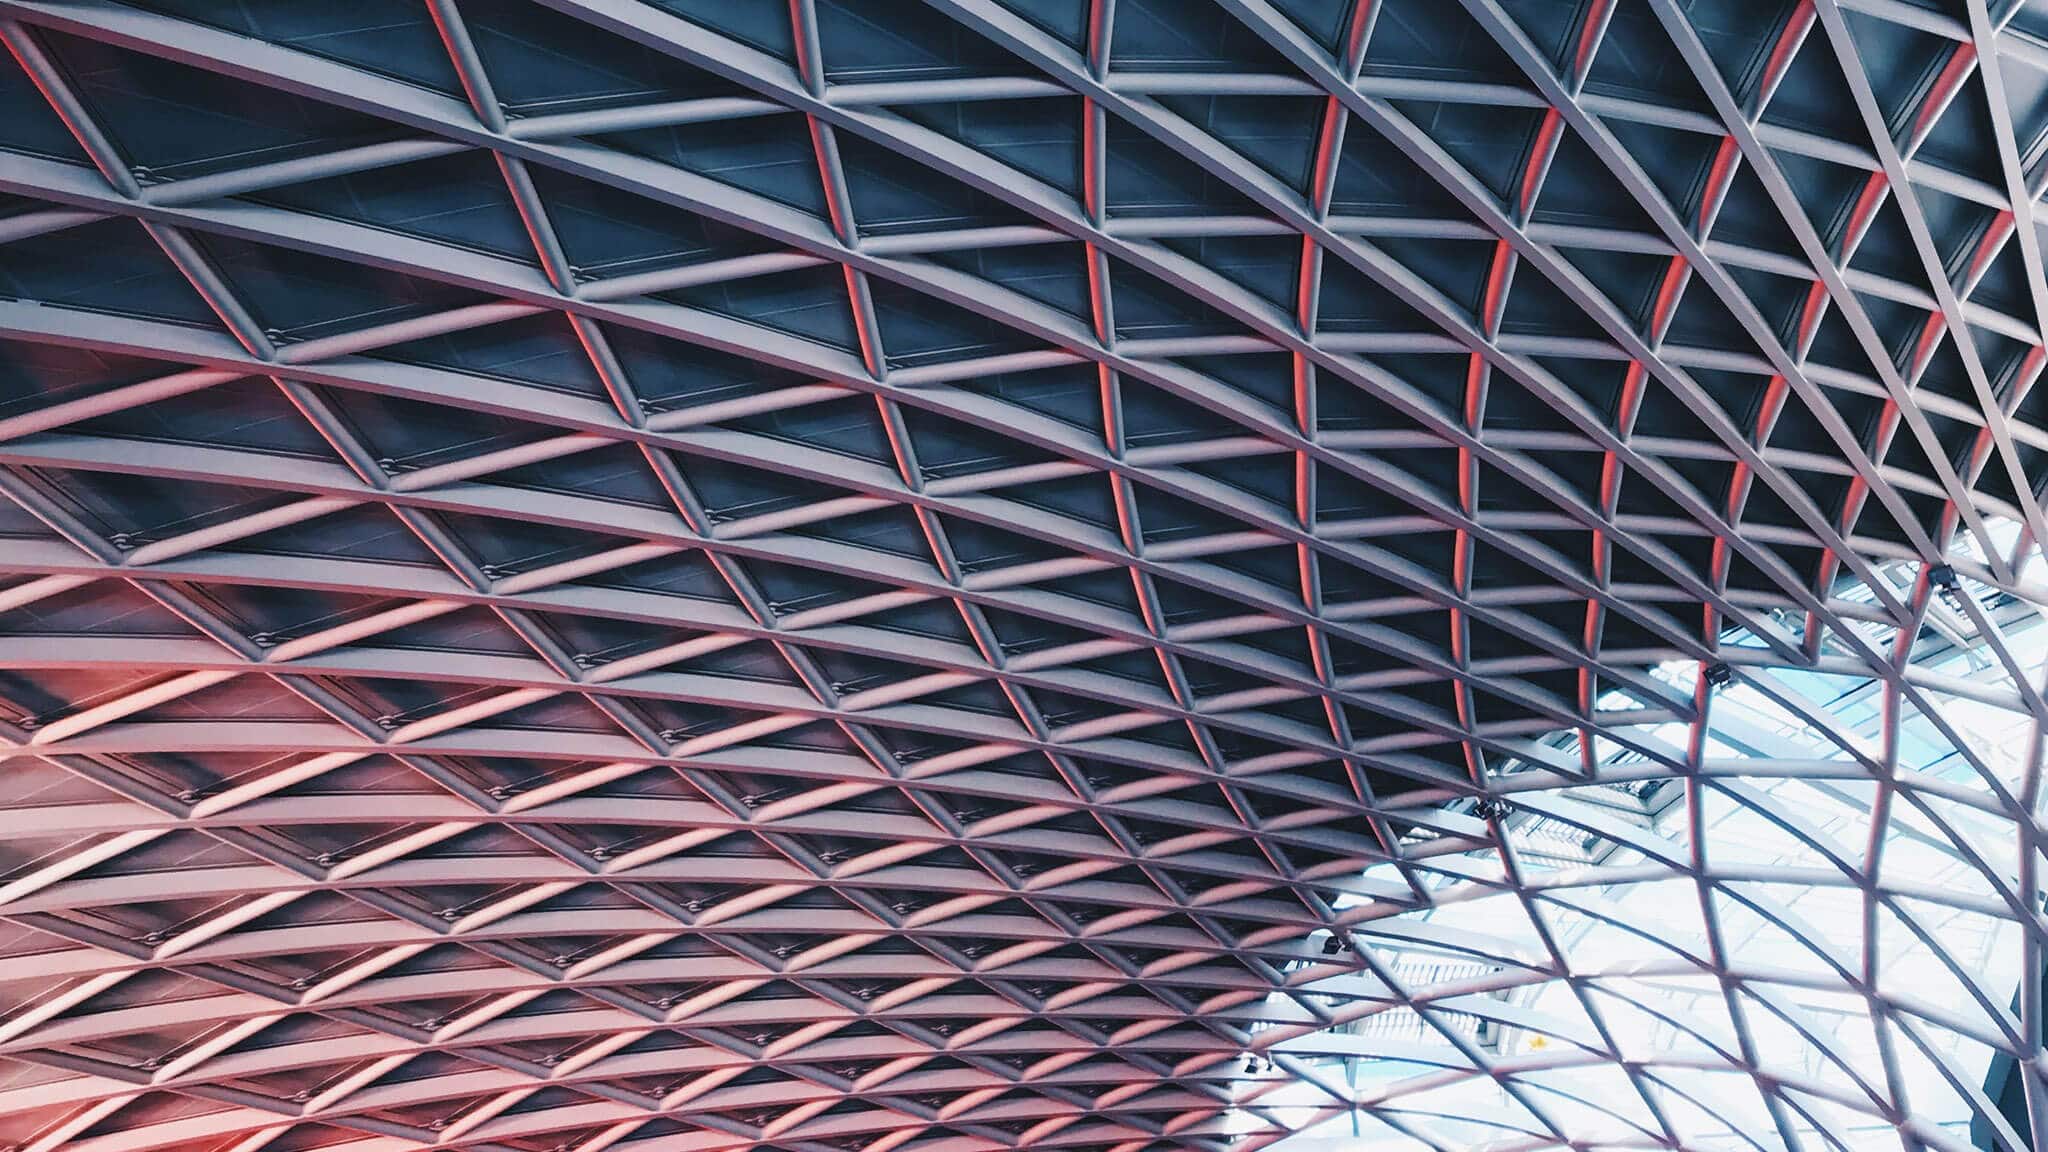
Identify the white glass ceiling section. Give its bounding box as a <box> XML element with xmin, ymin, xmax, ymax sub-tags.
<box><xmin>1261</xmin><ymin>556</ymin><xmax>2047</xmax><ymax>1151</ymax></box>
<box><xmin>0</xmin><ymin>2</ymin><xmax>2045</xmax><ymax>1152</ymax></box>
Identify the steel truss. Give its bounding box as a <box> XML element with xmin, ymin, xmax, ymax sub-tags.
<box><xmin>0</xmin><ymin>0</ymin><xmax>2043</xmax><ymax>1150</ymax></box>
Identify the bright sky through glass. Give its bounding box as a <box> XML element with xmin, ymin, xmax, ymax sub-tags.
<box><xmin>1253</xmin><ymin>518</ymin><xmax>2045</xmax><ymax>1150</ymax></box>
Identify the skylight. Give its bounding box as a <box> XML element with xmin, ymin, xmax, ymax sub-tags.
<box><xmin>1256</xmin><ymin>536</ymin><xmax>2048</xmax><ymax>1150</ymax></box>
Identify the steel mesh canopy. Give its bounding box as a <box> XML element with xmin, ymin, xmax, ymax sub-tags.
<box><xmin>0</xmin><ymin>0</ymin><xmax>2045</xmax><ymax>1149</ymax></box>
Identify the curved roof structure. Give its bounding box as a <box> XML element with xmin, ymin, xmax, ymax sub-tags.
<box><xmin>0</xmin><ymin>0</ymin><xmax>2047</xmax><ymax>1150</ymax></box>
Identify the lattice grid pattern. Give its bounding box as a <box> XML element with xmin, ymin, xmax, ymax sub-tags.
<box><xmin>0</xmin><ymin>0</ymin><xmax>2045</xmax><ymax>1150</ymax></box>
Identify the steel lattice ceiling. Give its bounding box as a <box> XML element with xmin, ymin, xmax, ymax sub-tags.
<box><xmin>0</xmin><ymin>0</ymin><xmax>2046</xmax><ymax>1150</ymax></box>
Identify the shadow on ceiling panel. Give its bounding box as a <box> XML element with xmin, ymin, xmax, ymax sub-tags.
<box><xmin>992</xmin><ymin>0</ymin><xmax>1089</xmax><ymax>51</ymax></box>
<box><xmin>180</xmin><ymin>582</ymin><xmax>406</xmax><ymax>647</ymax></box>
<box><xmin>464</xmin><ymin>0</ymin><xmax>751</xmax><ymax>114</ymax></box>
<box><xmin>0</xmin><ymin>339</ymin><xmax>190</xmax><ymax>422</ymax></box>
<box><xmin>1314</xmin><ymin>251</ymin><xmax>1435</xmax><ymax>334</ymax></box>
<box><xmin>1174</xmin><ymin>350</ymin><xmax>1293</xmax><ymax>419</ymax></box>
<box><xmin>597</xmin><ymin>111</ymin><xmax>829</xmax><ymax>219</ymax></box>
<box><xmin>898</xmin><ymin>403</ymin><xmax>1067</xmax><ymax>481</ymax></box>
<box><xmin>311</xmin><ymin>384</ymin><xmax>558</xmax><ymax>474</ymax></box>
<box><xmin>1105</xmin><ymin>255</ymin><xmax>1256</xmax><ymax>340</ymax></box>
<box><xmin>1758</xmin><ymin>29</ymin><xmax>1866</xmax><ymax>141</ymax></box>
<box><xmin>21</xmin><ymin>464</ymin><xmax>295</xmax><ymax>549</ymax></box>
<box><xmin>427</xmin><ymin>507</ymin><xmax>644</xmax><ymax>577</ymax></box>
<box><xmin>1156</xmin><ymin>234</ymin><xmax>1300</xmax><ymax>314</ymax></box>
<box><xmin>0</xmin><ymin>579</ymin><xmax>204</xmax><ymax>639</ymax></box>
<box><xmin>370</xmin><ymin>309</ymin><xmax>609</xmax><ymax>400</ymax></box>
<box><xmin>598</xmin><ymin>323</ymin><xmax>817</xmax><ymax>416</ymax></box>
<box><xmin>661</xmin><ymin>263</ymin><xmax>859</xmax><ymax>355</ymax></box>
<box><xmin>199</xmin><ymin>231</ymin><xmax>495</xmax><ymax>346</ymax></box>
<box><xmin>816</xmin><ymin>0</ymin><xmax>1034</xmax><ymax>83</ymax></box>
<box><xmin>128</xmin><ymin>0</ymin><xmax>464</xmax><ymax>95</ymax></box>
<box><xmin>792</xmin><ymin>503</ymin><xmax>944</xmax><ymax>563</ymax></box>
<box><xmin>924</xmin><ymin>242</ymin><xmax>1093</xmax><ymax>322</ymax></box>
<box><xmin>248</xmin><ymin>151</ymin><xmax>538</xmax><ymax>264</ymax></box>
<box><xmin>37</xmin><ymin>28</ymin><xmax>406</xmax><ymax>183</ymax></box>
<box><xmin>642</xmin><ymin>0</ymin><xmax>795</xmax><ymax>61</ymax></box>
<box><xmin>1366</xmin><ymin>0</ymin><xmax>1526</xmax><ymax>85</ymax></box>
<box><xmin>1664</xmin><ymin>0</ymin><xmax>1803</xmax><ymax>102</ymax></box>
<box><xmin>837</xmin><ymin>129</ymin><xmax>1041</xmax><ymax>236</ymax></box>
<box><xmin>1104</xmin><ymin>112</ymin><xmax>1266</xmax><ymax>218</ymax></box>
<box><xmin>218</xmin><ymin>503</ymin><xmax>450</xmax><ymax>567</ymax></box>
<box><xmin>1579</xmin><ymin>2</ymin><xmax>1713</xmax><ymax>112</ymax></box>
<box><xmin>0</xmin><ymin>48</ymin><xmax>90</xmax><ymax>162</ymax></box>
<box><xmin>70</xmin><ymin>374</ymin><xmax>338</xmax><ymax>461</ymax></box>
<box><xmin>1530</xmin><ymin>129</ymin><xmax>1663</xmax><ymax>234</ymax></box>
<box><xmin>0</xmin><ymin>218</ymin><xmax>223</xmax><ymax>329</ymax></box>
<box><xmin>484</xmin><ymin>441</ymin><xmax>678</xmax><ymax>511</ymax></box>
<box><xmin>1151</xmin><ymin>93</ymin><xmax>1326</xmax><ymax>201</ymax></box>
<box><xmin>1328</xmin><ymin>115</ymin><xmax>1471</xmax><ymax>219</ymax></box>
<box><xmin>893</xmin><ymin>95</ymin><xmax>1085</xmax><ymax>202</ymax></box>
<box><xmin>525</xmin><ymin>162</ymin><xmax>779</xmax><ymax>278</ymax></box>
<box><xmin>1106</xmin><ymin>0</ymin><xmax>1296</xmax><ymax>74</ymax></box>
<box><xmin>868</xmin><ymin>277</ymin><xmax>1046</xmax><ymax>370</ymax></box>
<box><xmin>674</xmin><ymin>449</ymin><xmax>864</xmax><ymax>521</ymax></box>
<box><xmin>566</xmin><ymin>541</ymin><xmax>739</xmax><ymax>603</ymax></box>
<box><xmin>953</xmin><ymin>360</ymin><xmax>1104</xmax><ymax>436</ymax></box>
